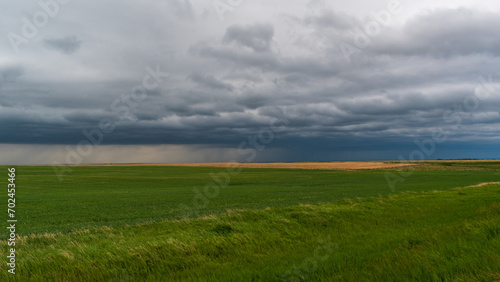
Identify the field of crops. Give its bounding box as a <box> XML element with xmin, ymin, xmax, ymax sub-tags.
<box><xmin>1</xmin><ymin>161</ymin><xmax>499</xmax><ymax>281</ymax></box>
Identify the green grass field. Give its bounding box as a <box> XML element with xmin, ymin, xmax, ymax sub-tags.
<box><xmin>1</xmin><ymin>162</ymin><xmax>499</xmax><ymax>281</ymax></box>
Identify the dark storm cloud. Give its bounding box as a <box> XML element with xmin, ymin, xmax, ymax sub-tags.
<box><xmin>0</xmin><ymin>66</ymin><xmax>24</xmax><ymax>95</ymax></box>
<box><xmin>223</xmin><ymin>71</ymin><xmax>263</xmax><ymax>83</ymax></box>
<box><xmin>44</xmin><ymin>36</ymin><xmax>82</xmax><ymax>54</ymax></box>
<box><xmin>191</xmin><ymin>39</ymin><xmax>343</xmax><ymax>79</ymax></box>
<box><xmin>188</xmin><ymin>71</ymin><xmax>234</xmax><ymax>91</ymax></box>
<box><xmin>303</xmin><ymin>10</ymin><xmax>360</xmax><ymax>31</ymax></box>
<box><xmin>0</xmin><ymin>66</ymin><xmax>24</xmax><ymax>82</ymax></box>
<box><xmin>2</xmin><ymin>1</ymin><xmax>500</xmax><ymax>164</ymax></box>
<box><xmin>63</xmin><ymin>110</ymin><xmax>115</xmax><ymax>124</ymax></box>
<box><xmin>235</xmin><ymin>92</ymin><xmax>270</xmax><ymax>109</ymax></box>
<box><xmin>223</xmin><ymin>23</ymin><xmax>274</xmax><ymax>52</ymax></box>
<box><xmin>190</xmin><ymin>40</ymin><xmax>279</xmax><ymax>70</ymax></box>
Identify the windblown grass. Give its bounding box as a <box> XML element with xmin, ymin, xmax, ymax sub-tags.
<box><xmin>1</xmin><ymin>183</ymin><xmax>499</xmax><ymax>281</ymax></box>
<box><xmin>0</xmin><ymin>162</ymin><xmax>499</xmax><ymax>280</ymax></box>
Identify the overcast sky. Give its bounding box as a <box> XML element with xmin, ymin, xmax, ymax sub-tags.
<box><xmin>1</xmin><ymin>0</ymin><xmax>500</xmax><ymax>164</ymax></box>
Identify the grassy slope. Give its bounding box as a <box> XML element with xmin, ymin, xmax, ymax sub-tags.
<box><xmin>0</xmin><ymin>162</ymin><xmax>499</xmax><ymax>280</ymax></box>
<box><xmin>0</xmin><ymin>164</ymin><xmax>499</xmax><ymax>235</ymax></box>
<box><xmin>1</xmin><ymin>183</ymin><xmax>499</xmax><ymax>281</ymax></box>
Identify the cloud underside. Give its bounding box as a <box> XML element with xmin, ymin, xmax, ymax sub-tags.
<box><xmin>1</xmin><ymin>2</ymin><xmax>500</xmax><ymax>162</ymax></box>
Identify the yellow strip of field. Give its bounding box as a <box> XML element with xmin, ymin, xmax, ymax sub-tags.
<box><xmin>73</xmin><ymin>161</ymin><xmax>416</xmax><ymax>170</ymax></box>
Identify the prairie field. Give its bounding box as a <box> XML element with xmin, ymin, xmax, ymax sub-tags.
<box><xmin>1</xmin><ymin>161</ymin><xmax>499</xmax><ymax>281</ymax></box>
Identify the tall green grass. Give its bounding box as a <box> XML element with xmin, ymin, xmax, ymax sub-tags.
<box><xmin>1</xmin><ymin>183</ymin><xmax>499</xmax><ymax>281</ymax></box>
<box><xmin>0</xmin><ymin>162</ymin><xmax>499</xmax><ymax>280</ymax></box>
<box><xmin>1</xmin><ymin>164</ymin><xmax>499</xmax><ymax>236</ymax></box>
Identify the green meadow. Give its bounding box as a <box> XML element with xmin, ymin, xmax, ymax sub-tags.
<box><xmin>1</xmin><ymin>161</ymin><xmax>499</xmax><ymax>281</ymax></box>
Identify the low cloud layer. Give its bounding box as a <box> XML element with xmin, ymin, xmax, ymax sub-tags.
<box><xmin>1</xmin><ymin>0</ymin><xmax>500</xmax><ymax>164</ymax></box>
<box><xmin>44</xmin><ymin>36</ymin><xmax>82</xmax><ymax>54</ymax></box>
